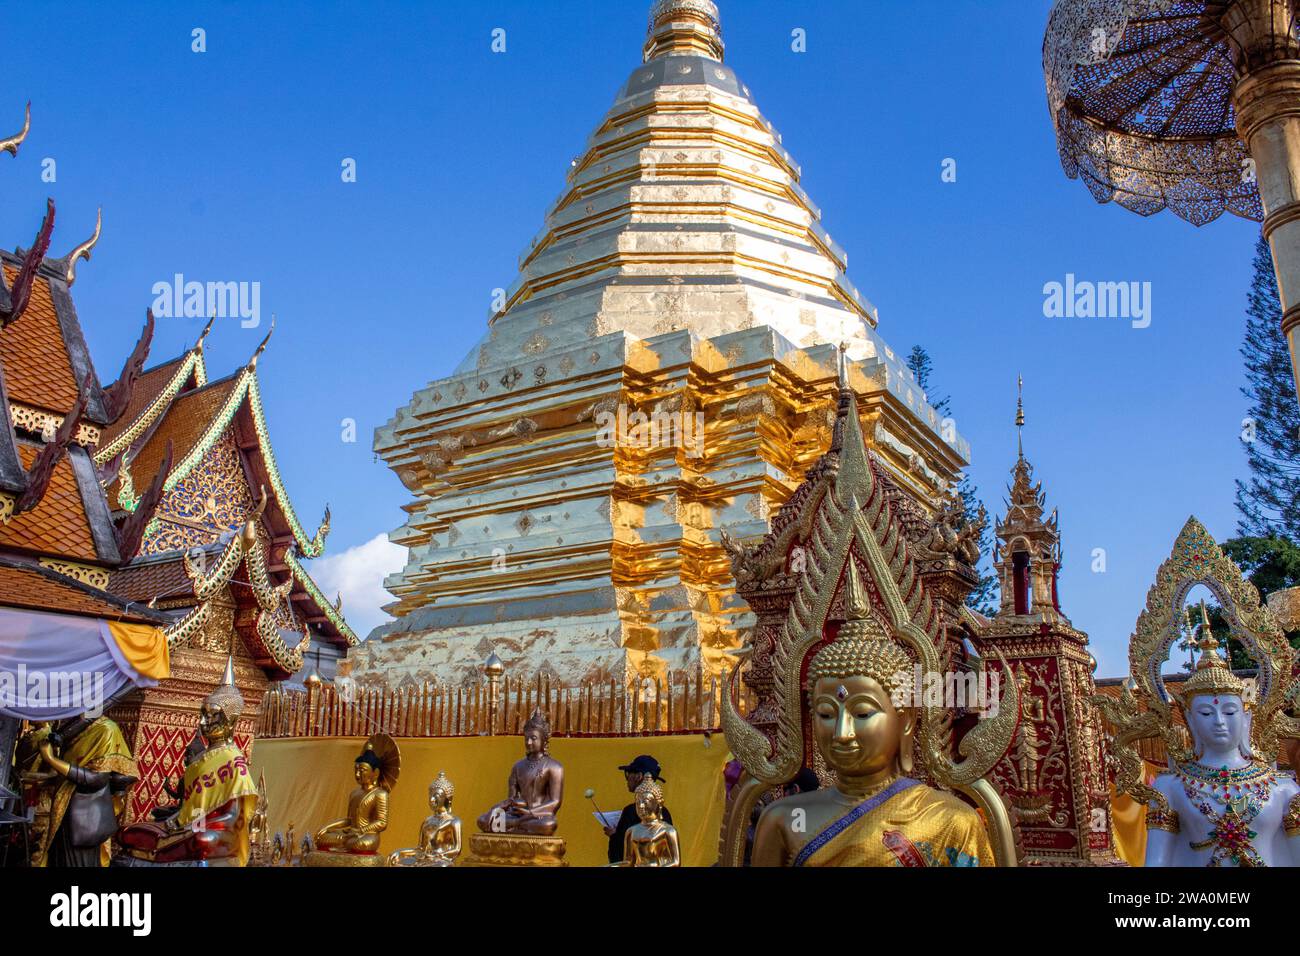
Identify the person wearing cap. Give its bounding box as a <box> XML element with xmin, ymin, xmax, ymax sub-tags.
<box><xmin>605</xmin><ymin>755</ymin><xmax>673</xmax><ymax>864</ymax></box>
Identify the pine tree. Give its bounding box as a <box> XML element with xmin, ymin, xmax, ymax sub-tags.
<box><xmin>1235</xmin><ymin>235</ymin><xmax>1300</xmax><ymax>538</ymax></box>
<box><xmin>905</xmin><ymin>346</ymin><xmax>997</xmax><ymax>614</ymax></box>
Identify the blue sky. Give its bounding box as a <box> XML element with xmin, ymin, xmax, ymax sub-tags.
<box><xmin>1</xmin><ymin>1</ymin><xmax>1267</xmax><ymax>676</ymax></box>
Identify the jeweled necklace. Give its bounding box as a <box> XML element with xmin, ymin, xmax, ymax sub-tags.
<box><xmin>1176</xmin><ymin>760</ymin><xmax>1274</xmax><ymax>867</ymax></box>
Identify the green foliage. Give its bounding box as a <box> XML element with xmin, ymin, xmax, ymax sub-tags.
<box><xmin>905</xmin><ymin>346</ymin><xmax>996</xmax><ymax>615</ymax></box>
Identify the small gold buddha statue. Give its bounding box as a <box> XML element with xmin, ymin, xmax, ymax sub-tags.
<box><xmin>308</xmin><ymin>733</ymin><xmax>400</xmax><ymax>866</ymax></box>
<box><xmin>388</xmin><ymin>771</ymin><xmax>462</xmax><ymax>867</ymax></box>
<box><xmin>117</xmin><ymin>657</ymin><xmax>259</xmax><ymax>866</ymax></box>
<box><xmin>610</xmin><ymin>776</ymin><xmax>680</xmax><ymax>867</ymax></box>
<box><xmin>477</xmin><ymin>709</ymin><xmax>563</xmax><ymax>836</ymax></box>
<box><xmin>751</xmin><ymin>564</ymin><xmax>995</xmax><ymax>867</ymax></box>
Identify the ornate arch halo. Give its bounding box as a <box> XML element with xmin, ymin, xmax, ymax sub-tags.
<box><xmin>1101</xmin><ymin>517</ymin><xmax>1300</xmax><ymax>814</ymax></box>
<box><xmin>719</xmin><ymin>384</ymin><xmax>1019</xmax><ymax>865</ymax></box>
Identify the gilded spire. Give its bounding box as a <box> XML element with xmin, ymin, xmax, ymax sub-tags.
<box><xmin>644</xmin><ymin>0</ymin><xmax>724</xmax><ymax>62</ymax></box>
<box><xmin>1015</xmin><ymin>374</ymin><xmax>1025</xmax><ymax>460</ymax></box>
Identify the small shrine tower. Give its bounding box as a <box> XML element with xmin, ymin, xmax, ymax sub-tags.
<box><xmin>973</xmin><ymin>380</ymin><xmax>1122</xmax><ymax>865</ymax></box>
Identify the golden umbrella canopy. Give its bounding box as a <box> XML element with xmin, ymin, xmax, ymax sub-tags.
<box><xmin>1043</xmin><ymin>0</ymin><xmax>1292</xmax><ymax>225</ymax></box>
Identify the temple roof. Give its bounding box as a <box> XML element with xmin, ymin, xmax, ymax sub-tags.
<box><xmin>0</xmin><ymin>555</ymin><xmax>166</xmax><ymax>625</ymax></box>
<box><xmin>98</xmin><ymin>352</ymin><xmax>205</xmax><ymax>453</ymax></box>
<box><xmin>0</xmin><ymin>254</ymin><xmax>107</xmax><ymax>422</ymax></box>
<box><xmin>0</xmin><ymin>440</ymin><xmax>118</xmax><ymax>564</ymax></box>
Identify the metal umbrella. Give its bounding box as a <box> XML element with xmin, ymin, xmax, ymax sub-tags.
<box><xmin>1044</xmin><ymin>0</ymin><xmax>1300</xmax><ymax>392</ymax></box>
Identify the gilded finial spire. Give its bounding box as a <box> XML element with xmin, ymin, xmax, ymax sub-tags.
<box><xmin>1015</xmin><ymin>374</ymin><xmax>1025</xmax><ymax>460</ymax></box>
<box><xmin>195</xmin><ymin>314</ymin><xmax>216</xmax><ymax>351</ymax></box>
<box><xmin>644</xmin><ymin>0</ymin><xmax>724</xmax><ymax>62</ymax></box>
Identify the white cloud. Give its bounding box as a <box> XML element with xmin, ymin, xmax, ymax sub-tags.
<box><xmin>307</xmin><ymin>534</ymin><xmax>405</xmax><ymax>639</ymax></box>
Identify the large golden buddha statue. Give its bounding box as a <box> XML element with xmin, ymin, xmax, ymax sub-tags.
<box><xmin>750</xmin><ymin>564</ymin><xmax>999</xmax><ymax>867</ymax></box>
<box><xmin>388</xmin><ymin>771</ymin><xmax>462</xmax><ymax>867</ymax></box>
<box><xmin>720</xmin><ymin>368</ymin><xmax>1018</xmax><ymax>867</ymax></box>
<box><xmin>307</xmin><ymin>733</ymin><xmax>400</xmax><ymax>867</ymax></box>
<box><xmin>117</xmin><ymin>657</ymin><xmax>258</xmax><ymax>867</ymax></box>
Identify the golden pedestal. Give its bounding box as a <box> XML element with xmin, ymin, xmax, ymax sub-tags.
<box><xmin>461</xmin><ymin>832</ymin><xmax>567</xmax><ymax>867</ymax></box>
<box><xmin>303</xmin><ymin>850</ymin><xmax>387</xmax><ymax>868</ymax></box>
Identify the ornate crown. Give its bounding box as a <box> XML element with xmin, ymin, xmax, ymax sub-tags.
<box><xmin>807</xmin><ymin>561</ymin><xmax>913</xmax><ymax>696</ymax></box>
<box><xmin>1178</xmin><ymin>614</ymin><xmax>1246</xmax><ymax>705</ymax></box>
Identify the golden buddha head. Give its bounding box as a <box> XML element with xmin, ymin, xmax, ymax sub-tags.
<box><xmin>199</xmin><ymin>656</ymin><xmax>243</xmax><ymax>746</ymax></box>
<box><xmin>523</xmin><ymin>708</ymin><xmax>551</xmax><ymax>756</ymax></box>
<box><xmin>634</xmin><ymin>776</ymin><xmax>664</xmax><ymax>821</ymax></box>
<box><xmin>354</xmin><ymin>745</ymin><xmax>383</xmax><ymax>788</ymax></box>
<box><xmin>805</xmin><ymin>562</ymin><xmax>916</xmax><ymax>779</ymax></box>
<box><xmin>429</xmin><ymin>771</ymin><xmax>454</xmax><ymax>813</ymax></box>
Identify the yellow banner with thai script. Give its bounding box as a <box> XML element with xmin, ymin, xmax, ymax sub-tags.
<box><xmin>178</xmin><ymin>742</ymin><xmax>257</xmax><ymax>828</ymax></box>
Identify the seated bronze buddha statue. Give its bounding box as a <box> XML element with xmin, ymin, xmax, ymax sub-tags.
<box><xmin>477</xmin><ymin>709</ymin><xmax>563</xmax><ymax>836</ymax></box>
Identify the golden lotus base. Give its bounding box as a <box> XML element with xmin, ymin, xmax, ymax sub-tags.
<box><xmin>461</xmin><ymin>832</ymin><xmax>567</xmax><ymax>867</ymax></box>
<box><xmin>304</xmin><ymin>849</ymin><xmax>387</xmax><ymax>868</ymax></box>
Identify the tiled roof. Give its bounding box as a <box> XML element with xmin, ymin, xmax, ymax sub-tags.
<box><xmin>0</xmin><ymin>441</ymin><xmax>97</xmax><ymax>561</ymax></box>
<box><xmin>0</xmin><ymin>557</ymin><xmax>165</xmax><ymax>624</ymax></box>
<box><xmin>0</xmin><ymin>268</ymin><xmax>79</xmax><ymax>414</ymax></box>
<box><xmin>99</xmin><ymin>356</ymin><xmax>186</xmax><ymax>448</ymax></box>
<box><xmin>108</xmin><ymin>554</ymin><xmax>195</xmax><ymax>604</ymax></box>
<box><xmin>112</xmin><ymin>375</ymin><xmax>239</xmax><ymax>499</ymax></box>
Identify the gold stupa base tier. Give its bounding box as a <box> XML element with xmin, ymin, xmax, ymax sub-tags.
<box><xmin>461</xmin><ymin>832</ymin><xmax>567</xmax><ymax>867</ymax></box>
<box><xmin>304</xmin><ymin>849</ymin><xmax>387</xmax><ymax>868</ymax></box>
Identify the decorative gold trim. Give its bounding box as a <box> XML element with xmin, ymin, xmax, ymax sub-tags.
<box><xmin>9</xmin><ymin>403</ymin><xmax>100</xmax><ymax>446</ymax></box>
<box><xmin>37</xmin><ymin>558</ymin><xmax>110</xmax><ymax>590</ymax></box>
<box><xmin>0</xmin><ymin>492</ymin><xmax>13</xmax><ymax>524</ymax></box>
<box><xmin>94</xmin><ymin>350</ymin><xmax>203</xmax><ymax>466</ymax></box>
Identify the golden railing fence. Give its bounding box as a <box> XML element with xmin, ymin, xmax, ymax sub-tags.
<box><xmin>258</xmin><ymin>668</ymin><xmax>750</xmax><ymax>739</ymax></box>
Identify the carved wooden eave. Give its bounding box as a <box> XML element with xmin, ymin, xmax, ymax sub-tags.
<box><xmin>95</xmin><ymin>349</ymin><xmax>209</xmax><ymax>467</ymax></box>
<box><xmin>164</xmin><ymin>521</ymin><xmax>312</xmax><ymax>679</ymax></box>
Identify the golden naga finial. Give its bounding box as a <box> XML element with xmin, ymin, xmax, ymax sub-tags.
<box><xmin>241</xmin><ymin>485</ymin><xmax>269</xmax><ymax>551</ymax></box>
<box><xmin>1</xmin><ymin>102</ymin><xmax>31</xmax><ymax>157</ymax></box>
<box><xmin>248</xmin><ymin>315</ymin><xmax>275</xmax><ymax>368</ymax></box>
<box><xmin>195</xmin><ymin>314</ymin><xmax>216</xmax><ymax>350</ymax></box>
<box><xmin>63</xmin><ymin>207</ymin><xmax>102</xmax><ymax>287</ymax></box>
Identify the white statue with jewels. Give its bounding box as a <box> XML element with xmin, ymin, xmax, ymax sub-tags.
<box><xmin>1097</xmin><ymin>518</ymin><xmax>1300</xmax><ymax>868</ymax></box>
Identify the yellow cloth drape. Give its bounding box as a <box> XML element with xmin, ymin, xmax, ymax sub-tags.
<box><xmin>251</xmin><ymin>735</ymin><xmax>731</xmax><ymax>867</ymax></box>
<box><xmin>1110</xmin><ymin>777</ymin><xmax>1153</xmax><ymax>867</ymax></box>
<box><xmin>106</xmin><ymin>621</ymin><xmax>169</xmax><ymax>680</ymax></box>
